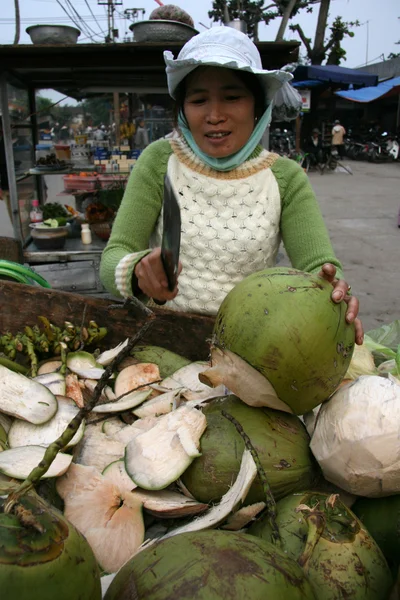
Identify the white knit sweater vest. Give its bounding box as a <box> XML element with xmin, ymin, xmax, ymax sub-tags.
<box><xmin>149</xmin><ymin>140</ymin><xmax>282</xmax><ymax>315</ymax></box>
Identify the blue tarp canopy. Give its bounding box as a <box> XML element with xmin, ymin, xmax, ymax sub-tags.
<box><xmin>335</xmin><ymin>76</ymin><xmax>400</xmax><ymax>103</ymax></box>
<box><xmin>293</xmin><ymin>65</ymin><xmax>378</xmax><ymax>87</ymax></box>
<box><xmin>291</xmin><ymin>80</ymin><xmax>324</xmax><ymax>88</ymax></box>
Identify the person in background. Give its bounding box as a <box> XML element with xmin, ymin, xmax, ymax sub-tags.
<box><xmin>305</xmin><ymin>128</ymin><xmax>324</xmax><ymax>167</ymax></box>
<box><xmin>134</xmin><ymin>118</ymin><xmax>149</xmax><ymax>150</ymax></box>
<box><xmin>93</xmin><ymin>125</ymin><xmax>106</xmax><ymax>142</ymax></box>
<box><xmin>331</xmin><ymin>119</ymin><xmax>346</xmax><ymax>159</ymax></box>
<box><xmin>100</xmin><ymin>27</ymin><xmax>362</xmax><ymax>345</ymax></box>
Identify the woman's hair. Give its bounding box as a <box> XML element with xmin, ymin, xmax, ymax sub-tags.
<box><xmin>172</xmin><ymin>67</ymin><xmax>266</xmax><ymax>127</ymax></box>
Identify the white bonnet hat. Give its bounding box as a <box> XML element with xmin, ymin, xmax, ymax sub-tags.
<box><xmin>164</xmin><ymin>26</ymin><xmax>293</xmax><ymax>105</ymax></box>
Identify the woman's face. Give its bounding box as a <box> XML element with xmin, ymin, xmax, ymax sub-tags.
<box><xmin>183</xmin><ymin>67</ymin><xmax>256</xmax><ymax>158</ymax></box>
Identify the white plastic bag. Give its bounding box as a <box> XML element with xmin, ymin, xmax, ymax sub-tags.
<box><xmin>272</xmin><ymin>82</ymin><xmax>302</xmax><ymax>122</ymax></box>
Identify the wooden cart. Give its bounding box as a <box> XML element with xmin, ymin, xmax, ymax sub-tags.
<box><xmin>0</xmin><ymin>281</ymin><xmax>215</xmax><ymax>362</ymax></box>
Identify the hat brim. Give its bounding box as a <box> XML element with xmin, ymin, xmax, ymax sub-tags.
<box><xmin>164</xmin><ymin>51</ymin><xmax>293</xmax><ymax>105</ymax></box>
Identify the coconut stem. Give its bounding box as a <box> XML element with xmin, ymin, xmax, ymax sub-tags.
<box><xmin>5</xmin><ymin>314</ymin><xmax>156</xmax><ymax>513</ymax></box>
<box><xmin>222</xmin><ymin>410</ymin><xmax>281</xmax><ymax>546</ymax></box>
<box><xmin>297</xmin><ymin>512</ymin><xmax>325</xmax><ymax>568</ymax></box>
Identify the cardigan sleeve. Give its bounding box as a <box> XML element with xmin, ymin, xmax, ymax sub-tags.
<box><xmin>271</xmin><ymin>157</ymin><xmax>344</xmax><ymax>280</ymax></box>
<box><xmin>100</xmin><ymin>139</ymin><xmax>172</xmax><ymax>298</ymax></box>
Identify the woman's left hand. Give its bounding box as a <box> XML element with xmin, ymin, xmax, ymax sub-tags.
<box><xmin>318</xmin><ymin>263</ymin><xmax>364</xmax><ymax>345</ymax></box>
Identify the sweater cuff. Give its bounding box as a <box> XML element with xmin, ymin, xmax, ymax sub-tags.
<box><xmin>115</xmin><ymin>250</ymin><xmax>151</xmax><ymax>298</ymax></box>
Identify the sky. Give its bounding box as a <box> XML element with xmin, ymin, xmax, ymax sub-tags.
<box><xmin>1</xmin><ymin>0</ymin><xmax>399</xmax><ymax>103</ymax></box>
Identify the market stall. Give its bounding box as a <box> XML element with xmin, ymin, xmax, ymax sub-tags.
<box><xmin>0</xmin><ymin>37</ymin><xmax>299</xmax><ymax>293</ymax></box>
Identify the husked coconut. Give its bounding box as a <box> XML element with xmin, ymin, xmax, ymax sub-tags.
<box><xmin>310</xmin><ymin>375</ymin><xmax>400</xmax><ymax>496</ymax></box>
<box><xmin>57</xmin><ymin>463</ymin><xmax>145</xmax><ymax>573</ymax></box>
<box><xmin>125</xmin><ymin>405</ymin><xmax>207</xmax><ymax>490</ymax></box>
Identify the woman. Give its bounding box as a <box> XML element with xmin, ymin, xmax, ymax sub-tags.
<box><xmin>100</xmin><ymin>27</ymin><xmax>362</xmax><ymax>344</ymax></box>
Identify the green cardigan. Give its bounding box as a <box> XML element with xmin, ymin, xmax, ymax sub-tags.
<box><xmin>100</xmin><ymin>138</ymin><xmax>342</xmax><ymax>303</ymax></box>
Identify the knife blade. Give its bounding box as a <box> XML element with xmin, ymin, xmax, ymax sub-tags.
<box><xmin>161</xmin><ymin>174</ymin><xmax>181</xmax><ymax>291</ymax></box>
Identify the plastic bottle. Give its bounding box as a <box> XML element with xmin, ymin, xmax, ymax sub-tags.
<box><xmin>30</xmin><ymin>200</ymin><xmax>43</xmax><ymax>224</ymax></box>
<box><xmin>81</xmin><ymin>223</ymin><xmax>92</xmax><ymax>245</ymax></box>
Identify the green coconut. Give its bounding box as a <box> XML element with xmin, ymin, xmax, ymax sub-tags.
<box><xmin>181</xmin><ymin>395</ymin><xmax>318</xmax><ymax>505</ymax></box>
<box><xmin>0</xmin><ymin>491</ymin><xmax>101</xmax><ymax>600</ymax></box>
<box><xmin>248</xmin><ymin>491</ymin><xmax>393</xmax><ymax>600</ymax></box>
<box><xmin>104</xmin><ymin>530</ymin><xmax>316</xmax><ymax>600</ymax></box>
<box><xmin>352</xmin><ymin>495</ymin><xmax>400</xmax><ymax>573</ymax></box>
<box><xmin>130</xmin><ymin>345</ymin><xmax>191</xmax><ymax>379</ymax></box>
<box><xmin>213</xmin><ymin>267</ymin><xmax>355</xmax><ymax>415</ymax></box>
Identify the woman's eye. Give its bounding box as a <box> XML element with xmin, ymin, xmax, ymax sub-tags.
<box><xmin>189</xmin><ymin>97</ymin><xmax>206</xmax><ymax>105</ymax></box>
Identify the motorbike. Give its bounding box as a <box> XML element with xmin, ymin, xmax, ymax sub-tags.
<box><xmin>368</xmin><ymin>132</ymin><xmax>399</xmax><ymax>162</ymax></box>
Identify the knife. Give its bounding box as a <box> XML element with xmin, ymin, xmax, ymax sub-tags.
<box><xmin>161</xmin><ymin>173</ymin><xmax>181</xmax><ymax>292</ymax></box>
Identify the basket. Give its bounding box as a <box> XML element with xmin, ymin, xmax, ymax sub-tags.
<box><xmin>91</xmin><ymin>222</ymin><xmax>113</xmax><ymax>241</ymax></box>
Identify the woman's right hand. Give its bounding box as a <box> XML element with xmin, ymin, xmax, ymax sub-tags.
<box><xmin>134</xmin><ymin>248</ymin><xmax>181</xmax><ymax>303</ymax></box>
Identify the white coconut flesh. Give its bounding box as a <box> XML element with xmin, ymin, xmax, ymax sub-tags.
<box><xmin>162</xmin><ymin>362</ymin><xmax>225</xmax><ymax>401</ymax></box>
<box><xmin>71</xmin><ymin>367</ymin><xmax>106</xmax><ymax>380</ymax></box>
<box><xmin>33</xmin><ymin>372</ymin><xmax>66</xmax><ymax>396</ymax></box>
<box><xmin>125</xmin><ymin>405</ymin><xmax>207</xmax><ymax>490</ymax></box>
<box><xmin>66</xmin><ymin>350</ymin><xmax>97</xmax><ymax>372</ymax></box>
<box><xmin>160</xmin><ymin>449</ymin><xmax>257</xmax><ymax>540</ymax></box>
<box><xmin>65</xmin><ymin>373</ymin><xmax>85</xmax><ymax>408</ymax></box>
<box><xmin>84</xmin><ymin>379</ymin><xmax>114</xmax><ymax>404</ymax></box>
<box><xmin>0</xmin><ymin>445</ymin><xmax>72</xmax><ymax>479</ymax></box>
<box><xmin>114</xmin><ymin>363</ymin><xmax>161</xmax><ymax>397</ymax></box>
<box><xmin>132</xmin><ymin>488</ymin><xmax>208</xmax><ymax>518</ymax></box>
<box><xmin>102</xmin><ymin>417</ymin><xmax>125</xmax><ymax>436</ymax></box>
<box><xmin>221</xmin><ymin>502</ymin><xmax>266</xmax><ymax>531</ymax></box>
<box><xmin>112</xmin><ymin>417</ymin><xmax>160</xmax><ymax>445</ymax></box>
<box><xmin>133</xmin><ymin>388</ymin><xmax>183</xmax><ymax>419</ymax></box>
<box><xmin>302</xmin><ymin>405</ymin><xmax>321</xmax><ymax>438</ymax></box>
<box><xmin>310</xmin><ymin>375</ymin><xmax>400</xmax><ymax>496</ymax></box>
<box><xmin>92</xmin><ymin>389</ymin><xmax>152</xmax><ymax>414</ymax></box>
<box><xmin>7</xmin><ymin>396</ymin><xmax>85</xmax><ymax>449</ymax></box>
<box><xmin>73</xmin><ymin>425</ymin><xmax>124</xmax><ymax>472</ymax></box>
<box><xmin>37</xmin><ymin>359</ymin><xmax>62</xmax><ymax>375</ymax></box>
<box><xmin>57</xmin><ymin>463</ymin><xmax>145</xmax><ymax>573</ymax></box>
<box><xmin>96</xmin><ymin>338</ymin><xmax>129</xmax><ymax>366</ymax></box>
<box><xmin>0</xmin><ymin>365</ymin><xmax>58</xmax><ymax>424</ymax></box>
<box><xmin>103</xmin><ymin>459</ymin><xmax>137</xmax><ymax>491</ymax></box>
<box><xmin>199</xmin><ymin>346</ymin><xmax>293</xmax><ymax>414</ymax></box>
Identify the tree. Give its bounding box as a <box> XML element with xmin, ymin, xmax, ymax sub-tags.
<box><xmin>289</xmin><ymin>0</ymin><xmax>359</xmax><ymax>65</ymax></box>
<box><xmin>208</xmin><ymin>0</ymin><xmax>320</xmax><ymax>42</ymax></box>
<box><xmin>13</xmin><ymin>0</ymin><xmax>20</xmax><ymax>45</ymax></box>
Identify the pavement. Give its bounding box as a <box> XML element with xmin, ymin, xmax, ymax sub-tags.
<box><xmin>1</xmin><ymin>160</ymin><xmax>399</xmax><ymax>332</ymax></box>
<box><xmin>278</xmin><ymin>160</ymin><xmax>400</xmax><ymax>333</ymax></box>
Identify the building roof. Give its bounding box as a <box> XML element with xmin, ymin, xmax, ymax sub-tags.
<box><xmin>0</xmin><ymin>40</ymin><xmax>300</xmax><ymax>99</ymax></box>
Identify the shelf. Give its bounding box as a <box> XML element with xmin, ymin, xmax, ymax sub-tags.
<box><xmin>28</xmin><ymin>168</ymin><xmax>131</xmax><ymax>176</ymax></box>
<box><xmin>24</xmin><ymin>236</ymin><xmax>106</xmax><ymax>263</ymax></box>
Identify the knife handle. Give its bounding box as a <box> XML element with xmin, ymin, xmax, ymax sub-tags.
<box><xmin>153</xmin><ymin>298</ymin><xmax>167</xmax><ymax>306</ymax></box>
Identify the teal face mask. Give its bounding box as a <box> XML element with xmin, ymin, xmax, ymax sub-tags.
<box><xmin>177</xmin><ymin>102</ymin><xmax>273</xmax><ymax>172</ymax></box>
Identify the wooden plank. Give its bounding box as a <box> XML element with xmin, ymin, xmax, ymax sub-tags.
<box><xmin>0</xmin><ymin>282</ymin><xmax>215</xmax><ymax>361</ymax></box>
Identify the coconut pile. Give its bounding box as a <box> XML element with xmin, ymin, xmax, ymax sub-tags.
<box><xmin>1</xmin><ymin>267</ymin><xmax>400</xmax><ymax>600</ymax></box>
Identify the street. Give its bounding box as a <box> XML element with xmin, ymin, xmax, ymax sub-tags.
<box><xmin>1</xmin><ymin>161</ymin><xmax>399</xmax><ymax>332</ymax></box>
